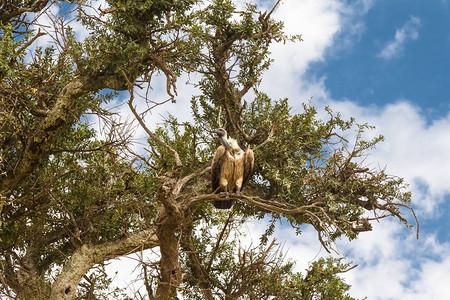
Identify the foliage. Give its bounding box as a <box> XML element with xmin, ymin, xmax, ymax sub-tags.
<box><xmin>0</xmin><ymin>0</ymin><xmax>415</xmax><ymax>299</ymax></box>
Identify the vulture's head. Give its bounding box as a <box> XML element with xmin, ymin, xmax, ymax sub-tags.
<box><xmin>214</xmin><ymin>128</ymin><xmax>227</xmax><ymax>139</ymax></box>
<box><xmin>214</xmin><ymin>128</ymin><xmax>241</xmax><ymax>152</ymax></box>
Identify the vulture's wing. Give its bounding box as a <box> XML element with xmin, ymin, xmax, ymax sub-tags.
<box><xmin>242</xmin><ymin>147</ymin><xmax>254</xmax><ymax>188</ymax></box>
<box><xmin>211</xmin><ymin>145</ymin><xmax>226</xmax><ymax>193</ymax></box>
<box><xmin>212</xmin><ymin>145</ymin><xmax>233</xmax><ymax>209</ymax></box>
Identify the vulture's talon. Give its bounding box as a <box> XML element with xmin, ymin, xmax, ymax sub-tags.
<box><xmin>219</xmin><ymin>192</ymin><xmax>229</xmax><ymax>198</ymax></box>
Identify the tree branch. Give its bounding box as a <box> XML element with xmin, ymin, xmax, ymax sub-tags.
<box><xmin>50</xmin><ymin>228</ymin><xmax>158</xmax><ymax>300</ymax></box>
<box><xmin>0</xmin><ymin>0</ymin><xmax>50</xmax><ymax>24</ymax></box>
<box><xmin>13</xmin><ymin>29</ymin><xmax>46</xmax><ymax>55</ymax></box>
<box><xmin>125</xmin><ymin>77</ymin><xmax>183</xmax><ymax>171</ymax></box>
<box><xmin>186</xmin><ymin>193</ymin><xmax>321</xmax><ymax>215</ymax></box>
<box><xmin>147</xmin><ymin>53</ymin><xmax>178</xmax><ymax>102</ymax></box>
<box><xmin>174</xmin><ymin>165</ymin><xmax>211</xmax><ymax>199</ymax></box>
<box><xmin>181</xmin><ymin>220</ymin><xmax>215</xmax><ymax>300</ymax></box>
<box><xmin>1</xmin><ymin>77</ymin><xmax>88</xmax><ymax>197</ymax></box>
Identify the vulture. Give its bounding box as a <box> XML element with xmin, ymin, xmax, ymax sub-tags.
<box><xmin>211</xmin><ymin>128</ymin><xmax>254</xmax><ymax>209</ymax></box>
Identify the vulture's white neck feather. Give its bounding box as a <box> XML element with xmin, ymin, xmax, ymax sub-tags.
<box><xmin>220</xmin><ymin>135</ymin><xmax>242</xmax><ymax>153</ymax></box>
<box><xmin>227</xmin><ymin>138</ymin><xmax>241</xmax><ymax>151</ymax></box>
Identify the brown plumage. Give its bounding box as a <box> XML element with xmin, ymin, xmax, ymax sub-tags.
<box><xmin>211</xmin><ymin>128</ymin><xmax>254</xmax><ymax>209</ymax></box>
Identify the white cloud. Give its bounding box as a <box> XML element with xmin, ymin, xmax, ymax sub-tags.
<box><xmin>246</xmin><ymin>218</ymin><xmax>450</xmax><ymax>300</ymax></box>
<box><xmin>317</xmin><ymin>99</ymin><xmax>450</xmax><ymax>214</ymax></box>
<box><xmin>249</xmin><ymin>217</ymin><xmax>450</xmax><ymax>300</ymax></box>
<box><xmin>406</xmin><ymin>256</ymin><xmax>450</xmax><ymax>299</ymax></box>
<box><xmin>333</xmin><ymin>220</ymin><xmax>450</xmax><ymax>300</ymax></box>
<box><xmin>256</xmin><ymin>2</ymin><xmax>450</xmax><ymax>216</ymax></box>
<box><xmin>249</xmin><ymin>3</ymin><xmax>450</xmax><ymax>299</ymax></box>
<box><xmin>260</xmin><ymin>0</ymin><xmax>376</xmax><ymax>105</ymax></box>
<box><xmin>377</xmin><ymin>15</ymin><xmax>421</xmax><ymax>60</ymax></box>
<box><xmin>261</xmin><ymin>0</ymin><xmax>344</xmax><ymax>99</ymax></box>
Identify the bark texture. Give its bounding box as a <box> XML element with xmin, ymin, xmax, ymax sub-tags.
<box><xmin>153</xmin><ymin>169</ymin><xmax>184</xmax><ymax>300</ymax></box>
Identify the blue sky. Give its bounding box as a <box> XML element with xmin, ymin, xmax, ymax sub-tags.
<box><xmin>28</xmin><ymin>0</ymin><xmax>450</xmax><ymax>298</ymax></box>
<box><xmin>253</xmin><ymin>0</ymin><xmax>450</xmax><ymax>299</ymax></box>
<box><xmin>300</xmin><ymin>0</ymin><xmax>450</xmax><ymax>232</ymax></box>
<box><xmin>313</xmin><ymin>1</ymin><xmax>450</xmax><ymax>118</ymax></box>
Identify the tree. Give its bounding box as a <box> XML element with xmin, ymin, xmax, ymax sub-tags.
<box><xmin>0</xmin><ymin>0</ymin><xmax>417</xmax><ymax>299</ymax></box>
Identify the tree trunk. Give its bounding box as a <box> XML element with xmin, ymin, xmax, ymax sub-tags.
<box><xmin>154</xmin><ymin>208</ymin><xmax>183</xmax><ymax>299</ymax></box>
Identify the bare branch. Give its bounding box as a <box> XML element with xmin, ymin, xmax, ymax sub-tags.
<box><xmin>14</xmin><ymin>29</ymin><xmax>46</xmax><ymax>55</ymax></box>
<box><xmin>124</xmin><ymin>72</ymin><xmax>183</xmax><ymax>170</ymax></box>
<box><xmin>206</xmin><ymin>212</ymin><xmax>235</xmax><ymax>274</ymax></box>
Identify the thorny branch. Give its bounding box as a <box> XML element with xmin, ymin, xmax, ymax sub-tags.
<box><xmin>206</xmin><ymin>212</ymin><xmax>235</xmax><ymax>273</ymax></box>
<box><xmin>184</xmin><ymin>192</ymin><xmax>419</xmax><ymax>253</ymax></box>
<box><xmin>181</xmin><ymin>219</ymin><xmax>215</xmax><ymax>300</ymax></box>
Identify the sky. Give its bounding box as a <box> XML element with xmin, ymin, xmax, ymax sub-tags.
<box><xmin>27</xmin><ymin>0</ymin><xmax>450</xmax><ymax>299</ymax></box>
<box><xmin>251</xmin><ymin>0</ymin><xmax>450</xmax><ymax>299</ymax></box>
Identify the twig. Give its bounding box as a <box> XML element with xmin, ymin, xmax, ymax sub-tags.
<box><xmin>253</xmin><ymin>126</ymin><xmax>275</xmax><ymax>152</ymax></box>
<box><xmin>13</xmin><ymin>29</ymin><xmax>46</xmax><ymax>55</ymax></box>
<box><xmin>206</xmin><ymin>211</ymin><xmax>235</xmax><ymax>273</ymax></box>
<box><xmin>122</xmin><ymin>70</ymin><xmax>182</xmax><ymax>170</ymax></box>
